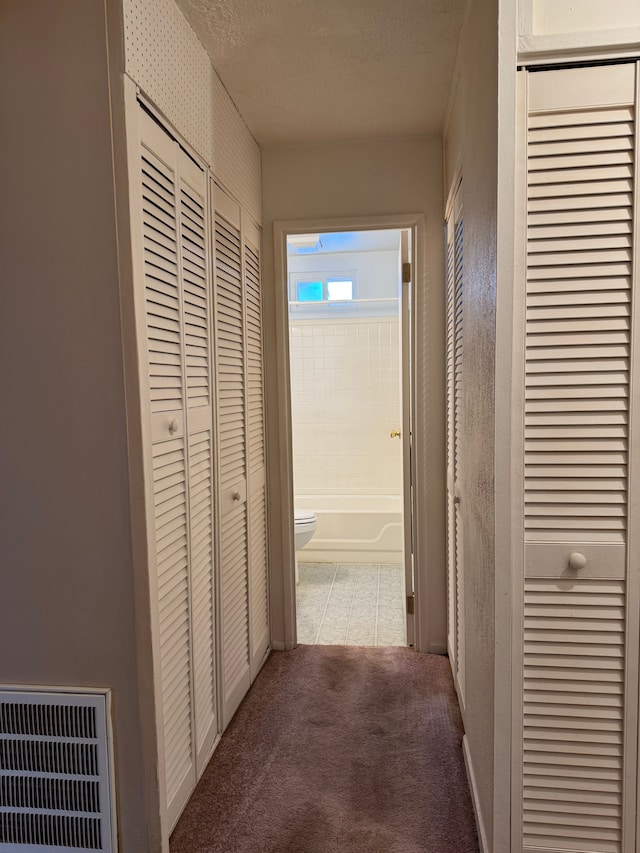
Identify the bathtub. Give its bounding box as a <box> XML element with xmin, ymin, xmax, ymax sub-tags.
<box><xmin>294</xmin><ymin>494</ymin><xmax>403</xmax><ymax>564</ymax></box>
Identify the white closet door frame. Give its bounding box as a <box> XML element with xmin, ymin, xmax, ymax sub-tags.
<box><xmin>511</xmin><ymin>61</ymin><xmax>640</xmax><ymax>853</ymax></box>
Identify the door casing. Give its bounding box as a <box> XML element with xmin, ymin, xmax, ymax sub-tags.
<box><xmin>269</xmin><ymin>213</ymin><xmax>429</xmax><ymax>651</ymax></box>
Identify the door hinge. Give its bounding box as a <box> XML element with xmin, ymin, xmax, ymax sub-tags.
<box><xmin>407</xmin><ymin>593</ymin><xmax>415</xmax><ymax>615</ymax></box>
<box><xmin>402</xmin><ymin>262</ymin><xmax>411</xmax><ymax>284</ymax></box>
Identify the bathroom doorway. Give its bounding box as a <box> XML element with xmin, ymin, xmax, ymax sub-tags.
<box><xmin>284</xmin><ymin>227</ymin><xmax>414</xmax><ymax>646</ymax></box>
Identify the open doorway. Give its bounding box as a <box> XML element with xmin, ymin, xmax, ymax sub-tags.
<box><xmin>285</xmin><ymin>228</ymin><xmax>414</xmax><ymax>646</ymax></box>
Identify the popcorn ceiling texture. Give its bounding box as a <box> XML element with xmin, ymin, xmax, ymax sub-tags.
<box><xmin>124</xmin><ymin>0</ymin><xmax>261</xmax><ymax>223</ymax></box>
<box><xmin>174</xmin><ymin>0</ymin><xmax>468</xmax><ymax>145</ymax></box>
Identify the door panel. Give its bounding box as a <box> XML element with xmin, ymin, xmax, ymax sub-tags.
<box><xmin>516</xmin><ymin>63</ymin><xmax>639</xmax><ymax>853</ymax></box>
<box><xmin>445</xmin><ymin>184</ymin><xmax>465</xmax><ymax>707</ymax></box>
<box><xmin>212</xmin><ymin>189</ymin><xmax>251</xmax><ymax>728</ymax></box>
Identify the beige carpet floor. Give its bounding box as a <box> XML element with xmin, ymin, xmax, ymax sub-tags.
<box><xmin>171</xmin><ymin>646</ymin><xmax>479</xmax><ymax>853</ymax></box>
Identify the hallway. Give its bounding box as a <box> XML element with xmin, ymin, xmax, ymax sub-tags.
<box><xmin>170</xmin><ymin>647</ymin><xmax>478</xmax><ymax>852</ymax></box>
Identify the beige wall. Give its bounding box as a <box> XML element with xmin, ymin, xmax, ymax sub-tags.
<box><xmin>262</xmin><ymin>136</ymin><xmax>447</xmax><ymax>653</ymax></box>
<box><xmin>0</xmin><ymin>2</ymin><xmax>158</xmax><ymax>849</ymax></box>
<box><xmin>444</xmin><ymin>0</ymin><xmax>498</xmax><ymax>847</ymax></box>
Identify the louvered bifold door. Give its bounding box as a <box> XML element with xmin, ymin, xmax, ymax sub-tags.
<box><xmin>452</xmin><ymin>192</ymin><xmax>465</xmax><ymax>709</ymax></box>
<box><xmin>135</xmin><ymin>111</ymin><xmax>196</xmax><ymax>828</ymax></box>
<box><xmin>445</xmin><ymin>185</ymin><xmax>465</xmax><ymax>707</ymax></box>
<box><xmin>243</xmin><ymin>214</ymin><xmax>270</xmax><ymax>678</ymax></box>
<box><xmin>178</xmin><ymin>150</ymin><xmax>218</xmax><ymax>777</ymax></box>
<box><xmin>212</xmin><ymin>185</ymin><xmax>251</xmax><ymax>728</ymax></box>
<box><xmin>445</xmin><ymin>202</ymin><xmax>458</xmax><ymax>672</ymax></box>
<box><xmin>516</xmin><ymin>63</ymin><xmax>640</xmax><ymax>853</ymax></box>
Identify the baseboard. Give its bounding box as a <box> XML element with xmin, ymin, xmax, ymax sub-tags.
<box><xmin>428</xmin><ymin>643</ymin><xmax>448</xmax><ymax>655</ymax></box>
<box><xmin>271</xmin><ymin>640</ymin><xmax>297</xmax><ymax>651</ymax></box>
<box><xmin>462</xmin><ymin>735</ymin><xmax>489</xmax><ymax>853</ymax></box>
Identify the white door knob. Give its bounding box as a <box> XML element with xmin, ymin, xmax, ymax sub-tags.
<box><xmin>568</xmin><ymin>552</ymin><xmax>587</xmax><ymax>570</ymax></box>
<box><xmin>168</xmin><ymin>419</ymin><xmax>178</xmax><ymax>434</ymax></box>
<box><xmin>232</xmin><ymin>491</ymin><xmax>241</xmax><ymax>501</ymax></box>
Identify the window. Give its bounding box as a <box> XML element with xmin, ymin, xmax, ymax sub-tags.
<box><xmin>297</xmin><ymin>281</ymin><xmax>323</xmax><ymax>302</ymax></box>
<box><xmin>290</xmin><ymin>272</ymin><xmax>356</xmax><ymax>303</ymax></box>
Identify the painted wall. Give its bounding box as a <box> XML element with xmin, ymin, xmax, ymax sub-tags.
<box><xmin>444</xmin><ymin>0</ymin><xmax>498</xmax><ymax>847</ymax></box>
<box><xmin>0</xmin><ymin>2</ymin><xmax>158</xmax><ymax>850</ymax></box>
<box><xmin>262</xmin><ymin>136</ymin><xmax>447</xmax><ymax>653</ymax></box>
<box><xmin>123</xmin><ymin>0</ymin><xmax>262</xmax><ymax>223</ymax></box>
<box><xmin>288</xmin><ymin>248</ymin><xmax>400</xmax><ymax>302</ymax></box>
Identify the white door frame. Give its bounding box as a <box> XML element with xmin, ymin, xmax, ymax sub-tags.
<box><xmin>270</xmin><ymin>212</ymin><xmax>427</xmax><ymax>650</ymax></box>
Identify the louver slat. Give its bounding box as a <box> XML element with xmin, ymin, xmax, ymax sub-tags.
<box><xmin>214</xmin><ymin>199</ymin><xmax>250</xmax><ymax>726</ymax></box>
<box><xmin>221</xmin><ymin>503</ymin><xmax>249</xmax><ymax>699</ymax></box>
<box><xmin>152</xmin><ymin>439</ymin><xmax>192</xmax><ymax>808</ymax></box>
<box><xmin>245</xmin><ymin>243</ymin><xmax>264</xmax><ymax>475</ymax></box>
<box><xmin>215</xmin><ymin>215</ymin><xmax>245</xmax><ymax>491</ymax></box>
<box><xmin>180</xmin><ymin>182</ymin><xmax>210</xmax><ymax>410</ymax></box>
<box><xmin>188</xmin><ymin>430</ymin><xmax>216</xmax><ymax>758</ymax></box>
<box><xmin>244</xmin><ymin>235</ymin><xmax>269</xmax><ymax>674</ymax></box>
<box><xmin>249</xmin><ymin>481</ymin><xmax>269</xmax><ymax>667</ymax></box>
<box><xmin>142</xmin><ymin>152</ymin><xmax>182</xmax><ymax>414</ymax></box>
<box><xmin>523</xmin><ymin>581</ymin><xmax>625</xmax><ymax>853</ymax></box>
<box><xmin>445</xmin><ymin>217</ymin><xmax>456</xmax><ymax>668</ymax></box>
<box><xmin>520</xmin><ymin>68</ymin><xmax>636</xmax><ymax>853</ymax></box>
<box><xmin>445</xmin><ymin>187</ymin><xmax>463</xmax><ymax>697</ymax></box>
<box><xmin>453</xmin><ymin>211</ymin><xmax>464</xmax><ymax>703</ymax></box>
<box><xmin>525</xmin><ymin>109</ymin><xmax>632</xmax><ymax>545</ymax></box>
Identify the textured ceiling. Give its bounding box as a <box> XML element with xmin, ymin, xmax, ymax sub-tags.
<box><xmin>174</xmin><ymin>0</ymin><xmax>469</xmax><ymax>146</ymax></box>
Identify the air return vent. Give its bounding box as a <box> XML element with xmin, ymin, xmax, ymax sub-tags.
<box><xmin>0</xmin><ymin>690</ymin><xmax>115</xmax><ymax>852</ymax></box>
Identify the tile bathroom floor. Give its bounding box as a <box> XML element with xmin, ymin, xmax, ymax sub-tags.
<box><xmin>296</xmin><ymin>562</ymin><xmax>406</xmax><ymax>646</ymax></box>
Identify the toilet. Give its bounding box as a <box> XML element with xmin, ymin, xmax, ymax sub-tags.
<box><xmin>294</xmin><ymin>509</ymin><xmax>317</xmax><ymax>582</ymax></box>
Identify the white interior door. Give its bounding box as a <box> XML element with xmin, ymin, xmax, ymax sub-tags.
<box><xmin>400</xmin><ymin>230</ymin><xmax>415</xmax><ymax>646</ymax></box>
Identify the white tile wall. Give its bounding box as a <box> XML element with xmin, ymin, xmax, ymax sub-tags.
<box><xmin>290</xmin><ymin>318</ymin><xmax>402</xmax><ymax>496</ymax></box>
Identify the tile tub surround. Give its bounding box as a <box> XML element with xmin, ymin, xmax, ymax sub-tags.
<box><xmin>289</xmin><ymin>317</ymin><xmax>402</xmax><ymax>496</ymax></box>
<box><xmin>296</xmin><ymin>563</ymin><xmax>406</xmax><ymax>646</ymax></box>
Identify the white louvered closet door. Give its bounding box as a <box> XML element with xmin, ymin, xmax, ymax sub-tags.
<box><xmin>178</xmin><ymin>152</ymin><xmax>218</xmax><ymax>777</ymax></box>
<box><xmin>133</xmin><ymin>105</ymin><xmax>219</xmax><ymax>831</ymax></box>
<box><xmin>445</xmin><ymin>184</ymin><xmax>465</xmax><ymax>706</ymax></box>
<box><xmin>243</xmin><ymin>215</ymin><xmax>269</xmax><ymax>677</ymax></box>
<box><xmin>137</xmin><ymin>111</ymin><xmax>196</xmax><ymax>828</ymax></box>
<box><xmin>516</xmin><ymin>63</ymin><xmax>640</xmax><ymax>853</ymax></box>
<box><xmin>212</xmin><ymin>185</ymin><xmax>251</xmax><ymax>728</ymax></box>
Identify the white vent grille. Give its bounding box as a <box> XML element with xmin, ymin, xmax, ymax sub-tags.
<box><xmin>0</xmin><ymin>691</ymin><xmax>114</xmax><ymax>852</ymax></box>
